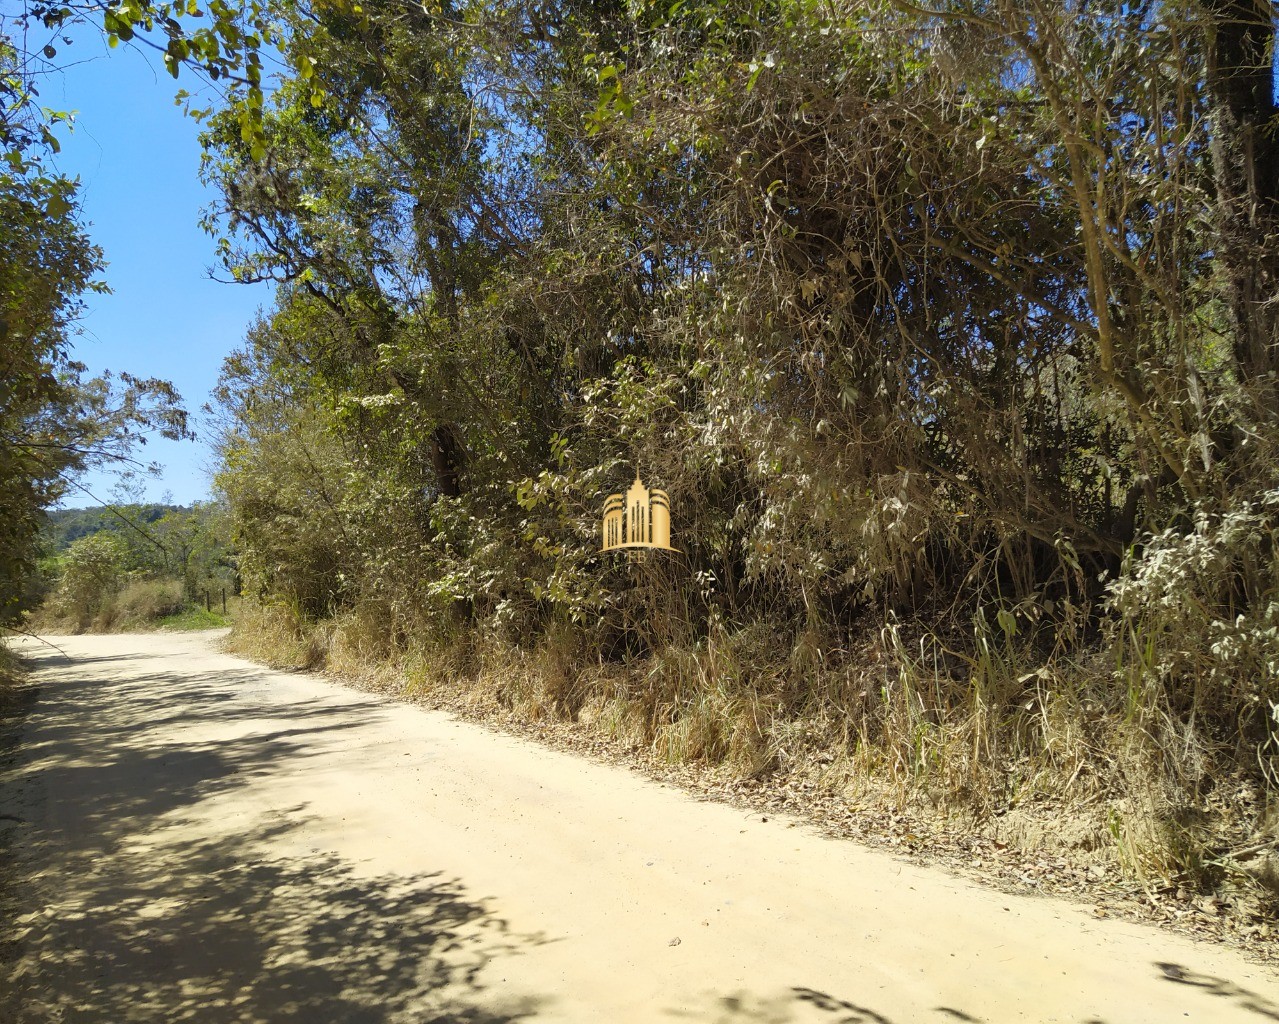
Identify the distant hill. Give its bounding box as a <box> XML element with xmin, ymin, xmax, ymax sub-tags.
<box><xmin>41</xmin><ymin>505</ymin><xmax>186</xmax><ymax>554</ymax></box>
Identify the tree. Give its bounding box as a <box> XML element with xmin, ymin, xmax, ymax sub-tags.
<box><xmin>0</xmin><ymin>0</ymin><xmax>320</xmax><ymax>623</ymax></box>
<box><xmin>52</xmin><ymin>532</ymin><xmax>126</xmax><ymax>626</ymax></box>
<box><xmin>0</xmin><ymin>30</ymin><xmax>191</xmax><ymax>623</ymax></box>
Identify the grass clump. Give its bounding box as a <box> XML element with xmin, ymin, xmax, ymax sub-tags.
<box><xmin>99</xmin><ymin>579</ymin><xmax>185</xmax><ymax>630</ymax></box>
<box><xmin>226</xmin><ymin>601</ymin><xmax>326</xmax><ymax>670</ymax></box>
<box><xmin>0</xmin><ymin>639</ymin><xmax>25</xmax><ymax>688</ymax></box>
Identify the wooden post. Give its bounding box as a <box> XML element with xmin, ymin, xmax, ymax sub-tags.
<box><xmin>221</xmin><ymin>589</ymin><xmax>227</xmax><ymax>615</ymax></box>
<box><xmin>205</xmin><ymin>589</ymin><xmax>211</xmax><ymax>613</ymax></box>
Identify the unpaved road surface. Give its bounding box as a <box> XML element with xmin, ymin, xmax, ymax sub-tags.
<box><xmin>1</xmin><ymin>632</ymin><xmax>1276</xmax><ymax>1023</ymax></box>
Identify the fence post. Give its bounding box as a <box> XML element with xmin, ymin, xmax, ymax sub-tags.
<box><xmin>205</xmin><ymin>589</ymin><xmax>211</xmax><ymax>613</ymax></box>
<box><xmin>222</xmin><ymin>589</ymin><xmax>227</xmax><ymax>615</ymax></box>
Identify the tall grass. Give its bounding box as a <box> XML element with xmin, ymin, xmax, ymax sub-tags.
<box><xmin>224</xmin><ymin>593</ymin><xmax>1279</xmax><ymax>910</ymax></box>
<box><xmin>95</xmin><ymin>579</ymin><xmax>185</xmax><ymax>631</ymax></box>
<box><xmin>0</xmin><ymin>637</ymin><xmax>25</xmax><ymax>688</ymax></box>
<box><xmin>30</xmin><ymin>578</ymin><xmax>227</xmax><ymax>633</ymax></box>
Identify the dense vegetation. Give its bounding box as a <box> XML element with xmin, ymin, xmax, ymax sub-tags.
<box><xmin>192</xmin><ymin>0</ymin><xmax>1279</xmax><ymax>893</ymax></box>
<box><xmin>4</xmin><ymin>0</ymin><xmax>1279</xmax><ymax>901</ymax></box>
<box><xmin>30</xmin><ymin>503</ymin><xmax>237</xmax><ymax>631</ymax></box>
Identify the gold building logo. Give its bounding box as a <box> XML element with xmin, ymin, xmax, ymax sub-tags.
<box><xmin>601</xmin><ymin>472</ymin><xmax>678</xmax><ymax>552</ymax></box>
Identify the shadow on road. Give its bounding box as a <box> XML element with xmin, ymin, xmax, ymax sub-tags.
<box><xmin>664</xmin><ymin>987</ymin><xmax>1105</xmax><ymax>1024</ymax></box>
<box><xmin>1156</xmin><ymin>962</ymin><xmax>1279</xmax><ymax>1021</ymax></box>
<box><xmin>667</xmin><ymin>967</ymin><xmax>1279</xmax><ymax>1024</ymax></box>
<box><xmin>0</xmin><ymin>645</ymin><xmax>548</xmax><ymax>1023</ymax></box>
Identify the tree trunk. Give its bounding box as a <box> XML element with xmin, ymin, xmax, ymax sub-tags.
<box><xmin>1203</xmin><ymin>0</ymin><xmax>1279</xmax><ymax>398</ymax></box>
<box><xmin>431</xmin><ymin>423</ymin><xmax>465</xmax><ymax>498</ymax></box>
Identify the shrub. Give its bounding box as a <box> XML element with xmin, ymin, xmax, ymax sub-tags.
<box><xmin>104</xmin><ymin>579</ymin><xmax>186</xmax><ymax>629</ymax></box>
<box><xmin>52</xmin><ymin>534</ymin><xmax>126</xmax><ymax>628</ymax></box>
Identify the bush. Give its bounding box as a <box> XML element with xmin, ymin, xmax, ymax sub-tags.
<box><xmin>102</xmin><ymin>579</ymin><xmax>186</xmax><ymax>630</ymax></box>
<box><xmin>52</xmin><ymin>534</ymin><xmax>126</xmax><ymax>628</ymax></box>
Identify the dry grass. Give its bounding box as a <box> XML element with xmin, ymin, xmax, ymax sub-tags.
<box><xmin>27</xmin><ymin>579</ymin><xmax>224</xmax><ymax>634</ymax></box>
<box><xmin>223</xmin><ymin>598</ymin><xmax>1279</xmax><ymax>916</ymax></box>
<box><xmin>225</xmin><ymin>601</ymin><xmax>327</xmax><ymax>670</ymax></box>
<box><xmin>0</xmin><ymin>638</ymin><xmax>25</xmax><ymax>688</ymax></box>
<box><xmin>96</xmin><ymin>580</ymin><xmax>185</xmax><ymax>631</ymax></box>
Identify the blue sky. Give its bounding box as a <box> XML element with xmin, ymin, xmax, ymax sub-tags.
<box><xmin>49</xmin><ymin>31</ymin><xmax>272</xmax><ymax>508</ymax></box>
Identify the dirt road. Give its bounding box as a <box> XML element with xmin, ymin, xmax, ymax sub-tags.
<box><xmin>0</xmin><ymin>631</ymin><xmax>1275</xmax><ymax>1023</ymax></box>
